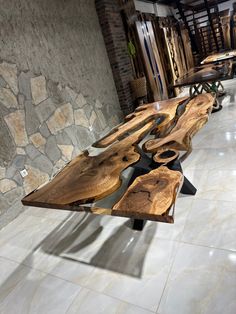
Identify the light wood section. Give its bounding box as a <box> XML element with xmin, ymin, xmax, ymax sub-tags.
<box><xmin>153</xmin><ymin>148</ymin><xmax>179</xmax><ymax>164</ymax></box>
<box><xmin>112</xmin><ymin>166</ymin><xmax>183</xmax><ymax>223</ymax></box>
<box><xmin>135</xmin><ymin>21</ymin><xmax>168</xmax><ymax>101</ymax></box>
<box><xmin>22</xmin><ymin>93</ymin><xmax>214</xmax><ymax>224</ymax></box>
<box><xmin>144</xmin><ymin>93</ymin><xmax>215</xmax><ymax>161</ymax></box>
<box><xmin>22</xmin><ymin>121</ymin><xmax>155</xmax><ymax>208</ymax></box>
<box><xmin>146</xmin><ymin>21</ymin><xmax>168</xmax><ymax>99</ymax></box>
<box><xmin>180</xmin><ymin>26</ymin><xmax>194</xmax><ymax>70</ymax></box>
<box><xmin>201</xmin><ymin>50</ymin><xmax>236</xmax><ymax>64</ymax></box>
<box><xmin>136</xmin><ymin>21</ymin><xmax>160</xmax><ymax>101</ymax></box>
<box><xmin>93</xmin><ymin>96</ymin><xmax>188</xmax><ymax>148</ymax></box>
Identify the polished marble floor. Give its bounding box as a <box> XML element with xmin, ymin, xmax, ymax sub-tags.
<box><xmin>0</xmin><ymin>80</ymin><xmax>236</xmax><ymax>314</ymax></box>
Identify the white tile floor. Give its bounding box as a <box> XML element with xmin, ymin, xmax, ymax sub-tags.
<box><xmin>0</xmin><ymin>80</ymin><xmax>236</xmax><ymax>314</ymax></box>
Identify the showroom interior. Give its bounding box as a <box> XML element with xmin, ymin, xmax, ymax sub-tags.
<box><xmin>0</xmin><ymin>0</ymin><xmax>236</xmax><ymax>313</ymax></box>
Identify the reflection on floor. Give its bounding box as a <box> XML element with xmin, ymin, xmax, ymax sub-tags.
<box><xmin>0</xmin><ymin>80</ymin><xmax>236</xmax><ymax>314</ymax></box>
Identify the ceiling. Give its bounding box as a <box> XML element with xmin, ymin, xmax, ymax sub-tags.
<box><xmin>140</xmin><ymin>0</ymin><xmax>232</xmax><ymax>11</ymax></box>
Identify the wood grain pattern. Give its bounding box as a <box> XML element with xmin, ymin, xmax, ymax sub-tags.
<box><xmin>201</xmin><ymin>50</ymin><xmax>236</xmax><ymax>64</ymax></box>
<box><xmin>93</xmin><ymin>96</ymin><xmax>188</xmax><ymax>148</ymax></box>
<box><xmin>136</xmin><ymin>21</ymin><xmax>160</xmax><ymax>101</ymax></box>
<box><xmin>221</xmin><ymin>15</ymin><xmax>231</xmax><ymax>49</ymax></box>
<box><xmin>143</xmin><ymin>93</ymin><xmax>214</xmax><ymax>161</ymax></box>
<box><xmin>112</xmin><ymin>166</ymin><xmax>183</xmax><ymax>223</ymax></box>
<box><xmin>180</xmin><ymin>26</ymin><xmax>194</xmax><ymax>70</ymax></box>
<box><xmin>22</xmin><ymin>121</ymin><xmax>155</xmax><ymax>208</ymax></box>
<box><xmin>153</xmin><ymin>148</ymin><xmax>179</xmax><ymax>164</ymax></box>
<box><xmin>146</xmin><ymin>21</ymin><xmax>168</xmax><ymax>99</ymax></box>
<box><xmin>22</xmin><ymin>93</ymin><xmax>214</xmax><ymax>224</ymax></box>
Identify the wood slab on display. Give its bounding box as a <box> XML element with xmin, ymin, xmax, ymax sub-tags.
<box><xmin>144</xmin><ymin>93</ymin><xmax>215</xmax><ymax>161</ymax></box>
<box><xmin>173</xmin><ymin>61</ymin><xmax>233</xmax><ymax>88</ymax></box>
<box><xmin>112</xmin><ymin>166</ymin><xmax>183</xmax><ymax>223</ymax></box>
<box><xmin>22</xmin><ymin>121</ymin><xmax>155</xmax><ymax>209</ymax></box>
<box><xmin>201</xmin><ymin>50</ymin><xmax>236</xmax><ymax>64</ymax></box>
<box><xmin>22</xmin><ymin>93</ymin><xmax>214</xmax><ymax>224</ymax></box>
<box><xmin>146</xmin><ymin>21</ymin><xmax>169</xmax><ymax>99</ymax></box>
<box><xmin>93</xmin><ymin>96</ymin><xmax>189</xmax><ymax>148</ymax></box>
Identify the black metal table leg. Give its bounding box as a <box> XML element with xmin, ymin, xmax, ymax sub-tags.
<box><xmin>133</xmin><ymin>219</ymin><xmax>146</xmax><ymax>231</ymax></box>
<box><xmin>181</xmin><ymin>176</ymin><xmax>197</xmax><ymax>195</ymax></box>
<box><xmin>167</xmin><ymin>158</ymin><xmax>197</xmax><ymax>195</ymax></box>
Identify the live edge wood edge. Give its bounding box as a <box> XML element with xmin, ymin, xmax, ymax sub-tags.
<box><xmin>21</xmin><ymin>93</ymin><xmax>214</xmax><ymax>224</ymax></box>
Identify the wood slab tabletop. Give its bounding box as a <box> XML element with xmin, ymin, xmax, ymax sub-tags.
<box><xmin>201</xmin><ymin>50</ymin><xmax>236</xmax><ymax>64</ymax></box>
<box><xmin>22</xmin><ymin>93</ymin><xmax>215</xmax><ymax>223</ymax></box>
<box><xmin>173</xmin><ymin>61</ymin><xmax>233</xmax><ymax>88</ymax></box>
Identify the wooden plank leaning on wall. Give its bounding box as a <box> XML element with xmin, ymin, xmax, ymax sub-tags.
<box><xmin>159</xmin><ymin>17</ymin><xmax>194</xmax><ymax>96</ymax></box>
<box><xmin>135</xmin><ymin>19</ymin><xmax>168</xmax><ymax>101</ymax></box>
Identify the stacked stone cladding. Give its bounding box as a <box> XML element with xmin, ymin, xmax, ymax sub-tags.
<box><xmin>0</xmin><ymin>63</ymin><xmax>121</xmax><ymax>229</ymax></box>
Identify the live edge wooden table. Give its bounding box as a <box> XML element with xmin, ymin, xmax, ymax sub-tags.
<box><xmin>22</xmin><ymin>94</ymin><xmax>215</xmax><ymax>231</ymax></box>
<box><xmin>201</xmin><ymin>50</ymin><xmax>236</xmax><ymax>64</ymax></box>
<box><xmin>173</xmin><ymin>61</ymin><xmax>233</xmax><ymax>112</ymax></box>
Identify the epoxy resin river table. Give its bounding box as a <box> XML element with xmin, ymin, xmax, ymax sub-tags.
<box><xmin>173</xmin><ymin>61</ymin><xmax>233</xmax><ymax>111</ymax></box>
<box><xmin>22</xmin><ymin>94</ymin><xmax>214</xmax><ymax>228</ymax></box>
<box><xmin>173</xmin><ymin>61</ymin><xmax>233</xmax><ymax>89</ymax></box>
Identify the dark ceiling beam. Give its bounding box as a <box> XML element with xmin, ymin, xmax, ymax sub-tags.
<box><xmin>148</xmin><ymin>0</ymin><xmax>229</xmax><ymax>9</ymax></box>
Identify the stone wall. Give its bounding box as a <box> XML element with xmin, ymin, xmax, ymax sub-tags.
<box><xmin>0</xmin><ymin>0</ymin><xmax>122</xmax><ymax>228</ymax></box>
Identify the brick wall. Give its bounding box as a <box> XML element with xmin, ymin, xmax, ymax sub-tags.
<box><xmin>96</xmin><ymin>0</ymin><xmax>134</xmax><ymax>115</ymax></box>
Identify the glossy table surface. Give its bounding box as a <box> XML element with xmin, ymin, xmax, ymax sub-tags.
<box><xmin>173</xmin><ymin>61</ymin><xmax>233</xmax><ymax>88</ymax></box>
<box><xmin>2</xmin><ymin>82</ymin><xmax>236</xmax><ymax>314</ymax></box>
<box><xmin>22</xmin><ymin>94</ymin><xmax>214</xmax><ymax>223</ymax></box>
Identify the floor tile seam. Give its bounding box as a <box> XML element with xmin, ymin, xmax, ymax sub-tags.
<box><xmin>0</xmin><ymin>253</ymin><xmax>156</xmax><ymax>313</ymax></box>
<box><xmin>0</xmin><ymin>253</ymin><xmax>85</xmax><ymax>288</ymax></box>
<box><xmin>194</xmin><ymin>146</ymin><xmax>236</xmax><ymax>150</ymax></box>
<box><xmin>191</xmin><ymin>190</ymin><xmax>236</xmax><ymax>199</ymax></box>
<box><xmin>179</xmin><ymin>196</ymin><xmax>236</xmax><ymax>244</ymax></box>
<box><xmin>0</xmin><ymin>215</ymin><xmax>64</xmax><ymax>238</ymax></box>
<box><xmin>155</xmin><ymin>241</ymin><xmax>181</xmax><ymax>313</ymax></box>
<box><xmin>61</xmin><ymin>287</ymin><xmax>82</xmax><ymax>314</ymax></box>
<box><xmin>65</xmin><ymin>283</ymin><xmax>157</xmax><ymax>314</ymax></box>
<box><xmin>20</xmin><ymin>211</ymin><xmax>71</xmax><ymax>223</ymax></box>
<box><xmin>177</xmin><ymin>197</ymin><xmax>194</xmax><ymax>233</ymax></box>
<box><xmin>173</xmin><ymin>238</ymin><xmax>236</xmax><ymax>253</ymax></box>
<box><xmin>189</xmin><ymin>147</ymin><xmax>235</xmax><ymax>152</ymax></box>
<box><xmin>190</xmin><ymin>197</ymin><xmax>236</xmax><ymax>205</ymax></box>
<box><xmin>0</xmin><ymin>254</ymin><xmax>85</xmax><ymax>314</ymax></box>
<box><xmin>155</xmin><ymin>236</ymin><xmax>236</xmax><ymax>312</ymax></box>
<box><xmin>19</xmin><ymin>211</ymin><xmax>69</xmax><ymax>224</ymax></box>
<box><xmin>183</xmin><ymin>166</ymin><xmax>236</xmax><ymax>171</ymax></box>
<box><xmin>0</xmin><ymin>254</ymin><xmax>23</xmax><ymax>266</ymax></box>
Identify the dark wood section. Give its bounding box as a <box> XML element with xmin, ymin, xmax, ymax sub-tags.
<box><xmin>112</xmin><ymin>166</ymin><xmax>183</xmax><ymax>223</ymax></box>
<box><xmin>173</xmin><ymin>61</ymin><xmax>233</xmax><ymax>87</ymax></box>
